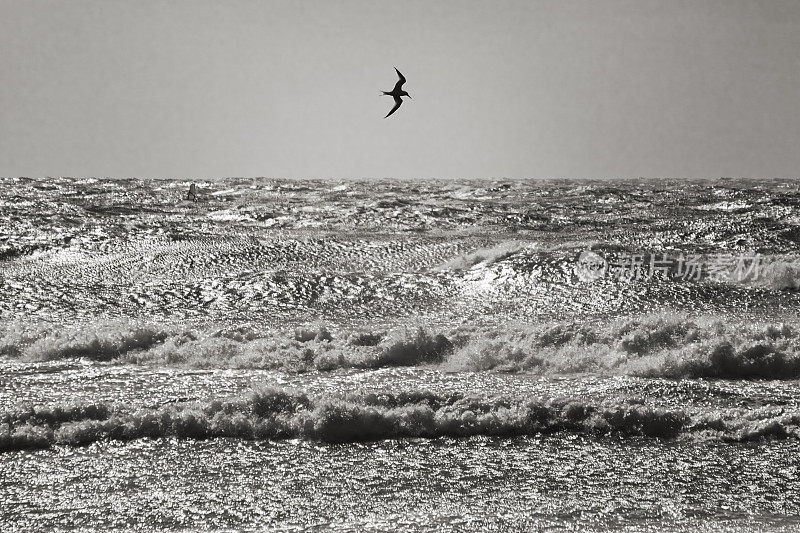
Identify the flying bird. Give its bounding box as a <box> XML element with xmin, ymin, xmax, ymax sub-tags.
<box><xmin>381</xmin><ymin>68</ymin><xmax>411</xmax><ymax>118</ymax></box>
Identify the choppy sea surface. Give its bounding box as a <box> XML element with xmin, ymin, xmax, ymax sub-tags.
<box><xmin>2</xmin><ymin>177</ymin><xmax>800</xmax><ymax>531</ymax></box>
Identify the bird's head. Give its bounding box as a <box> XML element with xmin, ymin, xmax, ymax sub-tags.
<box><xmin>402</xmin><ymin>91</ymin><xmax>411</xmax><ymax>99</ymax></box>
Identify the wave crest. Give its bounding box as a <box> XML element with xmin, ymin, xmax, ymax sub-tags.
<box><xmin>3</xmin><ymin>314</ymin><xmax>800</xmax><ymax>379</ymax></box>
<box><xmin>446</xmin><ymin>314</ymin><xmax>800</xmax><ymax>379</ymax></box>
<box><xmin>3</xmin><ymin>387</ymin><xmax>799</xmax><ymax>451</ymax></box>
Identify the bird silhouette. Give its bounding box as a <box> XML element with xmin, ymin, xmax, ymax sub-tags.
<box><xmin>381</xmin><ymin>68</ymin><xmax>411</xmax><ymax>118</ymax></box>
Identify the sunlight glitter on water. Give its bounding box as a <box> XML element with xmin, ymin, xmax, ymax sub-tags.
<box><xmin>3</xmin><ymin>178</ymin><xmax>800</xmax><ymax>530</ymax></box>
<box><xmin>3</xmin><ymin>437</ymin><xmax>800</xmax><ymax>532</ymax></box>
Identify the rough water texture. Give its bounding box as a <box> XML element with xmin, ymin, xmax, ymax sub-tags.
<box><xmin>1</xmin><ymin>177</ymin><xmax>800</xmax><ymax>531</ymax></box>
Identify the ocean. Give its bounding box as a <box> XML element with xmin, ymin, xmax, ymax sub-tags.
<box><xmin>1</xmin><ymin>177</ymin><xmax>800</xmax><ymax>531</ymax></box>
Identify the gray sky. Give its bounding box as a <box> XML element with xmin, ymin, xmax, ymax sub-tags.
<box><xmin>2</xmin><ymin>0</ymin><xmax>800</xmax><ymax>179</ymax></box>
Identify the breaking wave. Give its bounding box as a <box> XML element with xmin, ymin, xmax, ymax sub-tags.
<box><xmin>0</xmin><ymin>320</ymin><xmax>452</xmax><ymax>372</ymax></box>
<box><xmin>2</xmin><ymin>313</ymin><xmax>800</xmax><ymax>379</ymax></box>
<box><xmin>0</xmin><ymin>320</ymin><xmax>169</xmax><ymax>361</ymax></box>
<box><xmin>446</xmin><ymin>314</ymin><xmax>800</xmax><ymax>379</ymax></box>
<box><xmin>3</xmin><ymin>387</ymin><xmax>798</xmax><ymax>451</ymax></box>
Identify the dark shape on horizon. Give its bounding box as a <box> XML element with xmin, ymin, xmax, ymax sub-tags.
<box><xmin>187</xmin><ymin>183</ymin><xmax>199</xmax><ymax>202</ymax></box>
<box><xmin>381</xmin><ymin>67</ymin><xmax>411</xmax><ymax>118</ymax></box>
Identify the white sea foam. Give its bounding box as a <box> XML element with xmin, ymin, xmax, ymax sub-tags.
<box><xmin>434</xmin><ymin>241</ymin><xmax>525</xmax><ymax>271</ymax></box>
<box><xmin>753</xmin><ymin>258</ymin><xmax>800</xmax><ymax>291</ymax></box>
<box><xmin>2</xmin><ymin>386</ymin><xmax>798</xmax><ymax>451</ymax></box>
<box><xmin>2</xmin><ymin>314</ymin><xmax>799</xmax><ymax>379</ymax></box>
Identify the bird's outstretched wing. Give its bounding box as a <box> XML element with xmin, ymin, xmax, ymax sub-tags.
<box><xmin>393</xmin><ymin>68</ymin><xmax>406</xmax><ymax>92</ymax></box>
<box><xmin>384</xmin><ymin>95</ymin><xmax>403</xmax><ymax>118</ymax></box>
